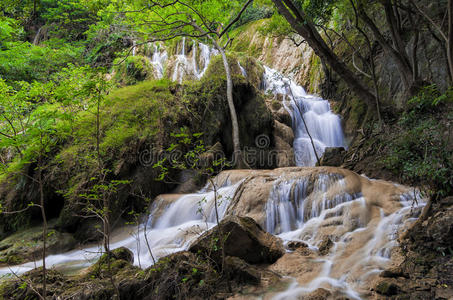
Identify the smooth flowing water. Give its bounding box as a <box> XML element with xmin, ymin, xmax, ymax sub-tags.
<box><xmin>262</xmin><ymin>172</ymin><xmax>424</xmax><ymax>299</ymax></box>
<box><xmin>0</xmin><ymin>181</ymin><xmax>241</xmax><ymax>276</ymax></box>
<box><xmin>262</xmin><ymin>66</ymin><xmax>346</xmax><ymax>166</ymax></box>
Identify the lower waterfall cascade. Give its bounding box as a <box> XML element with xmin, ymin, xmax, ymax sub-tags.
<box><xmin>0</xmin><ymin>168</ymin><xmax>425</xmax><ymax>299</ymax></box>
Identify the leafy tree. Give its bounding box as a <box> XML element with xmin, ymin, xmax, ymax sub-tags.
<box><xmin>101</xmin><ymin>0</ymin><xmax>253</xmax><ymax>168</ymax></box>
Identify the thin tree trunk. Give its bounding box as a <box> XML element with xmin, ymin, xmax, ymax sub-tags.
<box><xmin>356</xmin><ymin>2</ymin><xmax>414</xmax><ymax>92</ymax></box>
<box><xmin>448</xmin><ymin>0</ymin><xmax>453</xmax><ymax>83</ymax></box>
<box><xmin>272</xmin><ymin>0</ymin><xmax>377</xmax><ymax>108</ymax></box>
<box><xmin>209</xmin><ymin>37</ymin><xmax>245</xmax><ymax>168</ymax></box>
<box><xmin>38</xmin><ymin>163</ymin><xmax>47</xmax><ymax>300</ymax></box>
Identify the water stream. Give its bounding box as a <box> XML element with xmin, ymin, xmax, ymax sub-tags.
<box><xmin>0</xmin><ymin>43</ymin><xmax>426</xmax><ymax>299</ymax></box>
<box><xmin>262</xmin><ymin>66</ymin><xmax>346</xmax><ymax>166</ymax></box>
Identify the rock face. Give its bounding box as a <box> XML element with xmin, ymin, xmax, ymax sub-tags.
<box><xmin>189</xmin><ymin>215</ymin><xmax>284</xmax><ymax>264</ymax></box>
<box><xmin>376</xmin><ymin>196</ymin><xmax>453</xmax><ymax>299</ymax></box>
<box><xmin>319</xmin><ymin>147</ymin><xmax>346</xmax><ymax>167</ymax></box>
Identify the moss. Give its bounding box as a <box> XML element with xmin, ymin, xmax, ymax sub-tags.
<box><xmin>228</xmin><ymin>19</ymin><xmax>269</xmax><ymax>58</ymax></box>
<box><xmin>307</xmin><ymin>55</ymin><xmax>322</xmax><ymax>93</ymax></box>
<box><xmin>112</xmin><ymin>55</ymin><xmax>155</xmax><ymax>86</ymax></box>
<box><xmin>202</xmin><ymin>53</ymin><xmax>241</xmax><ymax>79</ymax></box>
<box><xmin>345</xmin><ymin>96</ymin><xmax>367</xmax><ymax>130</ymax></box>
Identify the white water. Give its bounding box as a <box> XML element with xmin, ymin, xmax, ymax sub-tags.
<box><xmin>265</xmin><ymin>173</ymin><xmax>424</xmax><ymax>299</ymax></box>
<box><xmin>0</xmin><ymin>182</ymin><xmax>241</xmax><ymax>277</ymax></box>
<box><xmin>168</xmin><ymin>39</ymin><xmax>219</xmax><ymax>82</ymax></box>
<box><xmin>262</xmin><ymin>66</ymin><xmax>345</xmax><ymax>166</ymax></box>
<box><xmin>151</xmin><ymin>44</ymin><xmax>168</xmax><ymax>79</ymax></box>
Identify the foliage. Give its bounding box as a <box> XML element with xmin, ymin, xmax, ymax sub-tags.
<box><xmin>229</xmin><ymin>3</ymin><xmax>273</xmax><ymax>31</ymax></box>
<box><xmin>407</xmin><ymin>85</ymin><xmax>453</xmax><ymax>114</ymax></box>
<box><xmin>0</xmin><ymin>40</ymin><xmax>83</xmax><ymax>83</ymax></box>
<box><xmin>382</xmin><ymin>86</ymin><xmax>453</xmax><ymax>199</ymax></box>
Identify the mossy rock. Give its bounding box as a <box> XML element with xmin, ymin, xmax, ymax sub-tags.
<box><xmin>112</xmin><ymin>55</ymin><xmax>155</xmax><ymax>86</ymax></box>
<box><xmin>0</xmin><ymin>221</ymin><xmax>77</xmax><ymax>267</ymax></box>
<box><xmin>87</xmin><ymin>247</ymin><xmax>134</xmax><ymax>278</ymax></box>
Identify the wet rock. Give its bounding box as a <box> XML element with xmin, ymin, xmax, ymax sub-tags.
<box><xmin>318</xmin><ymin>237</ymin><xmax>334</xmax><ymax>255</ymax></box>
<box><xmin>319</xmin><ymin>147</ymin><xmax>345</xmax><ymax>167</ymax></box>
<box><xmin>189</xmin><ymin>216</ymin><xmax>285</xmax><ymax>264</ymax></box>
<box><xmin>287</xmin><ymin>241</ymin><xmax>309</xmax><ymax>251</ymax></box>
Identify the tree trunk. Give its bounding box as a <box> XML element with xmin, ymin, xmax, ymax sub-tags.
<box><xmin>356</xmin><ymin>2</ymin><xmax>415</xmax><ymax>92</ymax></box>
<box><xmin>209</xmin><ymin>37</ymin><xmax>245</xmax><ymax>168</ymax></box>
<box><xmin>448</xmin><ymin>0</ymin><xmax>453</xmax><ymax>83</ymax></box>
<box><xmin>272</xmin><ymin>0</ymin><xmax>377</xmax><ymax>108</ymax></box>
<box><xmin>38</xmin><ymin>164</ymin><xmax>47</xmax><ymax>300</ymax></box>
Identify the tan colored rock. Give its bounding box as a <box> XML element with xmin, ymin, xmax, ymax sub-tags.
<box><xmin>274</xmin><ymin>135</ymin><xmax>296</xmax><ymax>168</ymax></box>
<box><xmin>274</xmin><ymin>120</ymin><xmax>294</xmax><ymax>146</ymax></box>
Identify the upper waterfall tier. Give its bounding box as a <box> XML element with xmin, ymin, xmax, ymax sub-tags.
<box><xmin>262</xmin><ymin>66</ymin><xmax>346</xmax><ymax>166</ymax></box>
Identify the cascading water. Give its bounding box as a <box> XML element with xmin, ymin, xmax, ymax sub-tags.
<box><xmin>172</xmin><ymin>37</ymin><xmax>188</xmax><ymax>83</ymax></box>
<box><xmin>0</xmin><ymin>181</ymin><xmax>241</xmax><ymax>276</ymax></box>
<box><xmin>262</xmin><ymin>172</ymin><xmax>425</xmax><ymax>299</ymax></box>
<box><xmin>262</xmin><ymin>66</ymin><xmax>346</xmax><ymax>166</ymax></box>
<box><xmin>151</xmin><ymin>44</ymin><xmax>168</xmax><ymax>79</ymax></box>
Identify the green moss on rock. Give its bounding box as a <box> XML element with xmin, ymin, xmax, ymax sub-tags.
<box><xmin>112</xmin><ymin>55</ymin><xmax>155</xmax><ymax>86</ymax></box>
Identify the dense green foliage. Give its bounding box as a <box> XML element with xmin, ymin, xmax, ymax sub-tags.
<box><xmin>382</xmin><ymin>86</ymin><xmax>453</xmax><ymax>198</ymax></box>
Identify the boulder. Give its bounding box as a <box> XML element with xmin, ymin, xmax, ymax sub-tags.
<box><xmin>274</xmin><ymin>120</ymin><xmax>294</xmax><ymax>146</ymax></box>
<box><xmin>274</xmin><ymin>107</ymin><xmax>293</xmax><ymax>128</ymax></box>
<box><xmin>274</xmin><ymin>136</ymin><xmax>296</xmax><ymax>167</ymax></box>
<box><xmin>189</xmin><ymin>216</ymin><xmax>284</xmax><ymax>264</ymax></box>
<box><xmin>225</xmin><ymin>256</ymin><xmax>261</xmax><ymax>284</ymax></box>
<box><xmin>319</xmin><ymin>147</ymin><xmax>346</xmax><ymax>167</ymax></box>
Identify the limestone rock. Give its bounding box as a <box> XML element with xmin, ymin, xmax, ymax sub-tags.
<box><xmin>189</xmin><ymin>216</ymin><xmax>285</xmax><ymax>264</ymax></box>
<box><xmin>318</xmin><ymin>237</ymin><xmax>333</xmax><ymax>256</ymax></box>
<box><xmin>274</xmin><ymin>107</ymin><xmax>292</xmax><ymax>127</ymax></box>
<box><xmin>274</xmin><ymin>120</ymin><xmax>294</xmax><ymax>146</ymax></box>
<box><xmin>304</xmin><ymin>288</ymin><xmax>333</xmax><ymax>300</ymax></box>
<box><xmin>274</xmin><ymin>136</ymin><xmax>296</xmax><ymax>167</ymax></box>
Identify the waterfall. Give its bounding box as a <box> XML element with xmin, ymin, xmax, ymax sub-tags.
<box><xmin>238</xmin><ymin>62</ymin><xmax>247</xmax><ymax>77</ymax></box>
<box><xmin>263</xmin><ymin>172</ymin><xmax>424</xmax><ymax>299</ymax></box>
<box><xmin>132</xmin><ymin>40</ymin><xmax>137</xmax><ymax>56</ymax></box>
<box><xmin>0</xmin><ymin>181</ymin><xmax>241</xmax><ymax>276</ymax></box>
<box><xmin>262</xmin><ymin>66</ymin><xmax>346</xmax><ymax>166</ymax></box>
<box><xmin>151</xmin><ymin>44</ymin><xmax>168</xmax><ymax>79</ymax></box>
